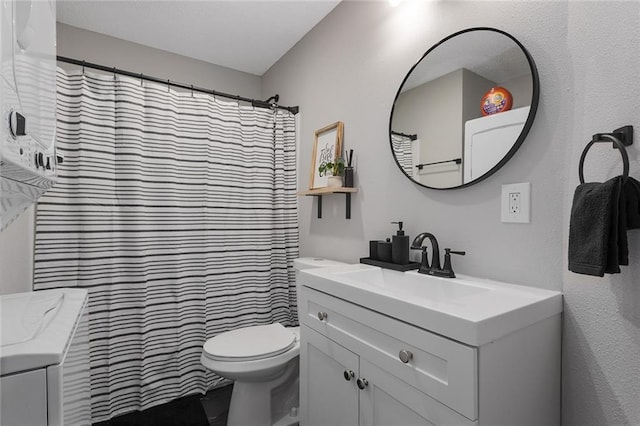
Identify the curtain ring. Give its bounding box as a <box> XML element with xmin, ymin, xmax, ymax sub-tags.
<box><xmin>81</xmin><ymin>60</ymin><xmax>85</xmax><ymax>75</ymax></box>
<box><xmin>167</xmin><ymin>79</ymin><xmax>170</xmax><ymax>92</ymax></box>
<box><xmin>578</xmin><ymin>134</ymin><xmax>629</xmax><ymax>184</ymax></box>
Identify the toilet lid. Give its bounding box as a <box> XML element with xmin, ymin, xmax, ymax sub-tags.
<box><xmin>203</xmin><ymin>323</ymin><xmax>296</xmax><ymax>362</ymax></box>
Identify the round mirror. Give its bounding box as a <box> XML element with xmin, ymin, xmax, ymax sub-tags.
<box><xmin>389</xmin><ymin>27</ymin><xmax>539</xmax><ymax>190</ymax></box>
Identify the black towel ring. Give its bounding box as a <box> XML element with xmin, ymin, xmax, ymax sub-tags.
<box><xmin>579</xmin><ymin>134</ymin><xmax>629</xmax><ymax>184</ymax></box>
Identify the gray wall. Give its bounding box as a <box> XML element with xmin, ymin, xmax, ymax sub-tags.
<box><xmin>393</xmin><ymin>67</ymin><xmax>496</xmax><ymax>188</ymax></box>
<box><xmin>57</xmin><ymin>23</ymin><xmax>262</xmax><ymax>99</ymax></box>
<box><xmin>462</xmin><ymin>68</ymin><xmax>496</xmax><ymax>124</ymax></box>
<box><xmin>499</xmin><ymin>73</ymin><xmax>533</xmax><ymax>110</ymax></box>
<box><xmin>262</xmin><ymin>1</ymin><xmax>640</xmax><ymax>425</ymax></box>
<box><xmin>263</xmin><ymin>0</ymin><xmax>567</xmax><ymax>288</ymax></box>
<box><xmin>393</xmin><ymin>69</ymin><xmax>463</xmax><ymax>187</ymax></box>
<box><xmin>562</xmin><ymin>2</ymin><xmax>640</xmax><ymax>424</ymax></box>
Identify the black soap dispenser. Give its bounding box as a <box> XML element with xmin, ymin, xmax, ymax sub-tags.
<box><xmin>391</xmin><ymin>221</ymin><xmax>410</xmax><ymax>265</ymax></box>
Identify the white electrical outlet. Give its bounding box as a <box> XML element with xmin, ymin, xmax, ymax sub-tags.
<box><xmin>502</xmin><ymin>183</ymin><xmax>530</xmax><ymax>223</ymax></box>
<box><xmin>509</xmin><ymin>192</ymin><xmax>521</xmax><ymax>214</ymax></box>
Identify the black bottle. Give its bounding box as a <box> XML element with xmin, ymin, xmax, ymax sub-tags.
<box><xmin>391</xmin><ymin>221</ymin><xmax>410</xmax><ymax>265</ymax></box>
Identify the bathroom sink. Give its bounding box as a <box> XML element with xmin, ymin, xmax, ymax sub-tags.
<box><xmin>334</xmin><ymin>267</ymin><xmax>492</xmax><ymax>302</ymax></box>
<box><xmin>299</xmin><ymin>264</ymin><xmax>562</xmax><ymax>346</ymax></box>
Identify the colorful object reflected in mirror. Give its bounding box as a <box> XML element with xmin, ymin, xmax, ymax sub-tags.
<box><xmin>481</xmin><ymin>87</ymin><xmax>513</xmax><ymax>116</ymax></box>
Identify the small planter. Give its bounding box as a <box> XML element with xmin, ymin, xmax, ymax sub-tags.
<box><xmin>327</xmin><ymin>175</ymin><xmax>343</xmax><ymax>188</ymax></box>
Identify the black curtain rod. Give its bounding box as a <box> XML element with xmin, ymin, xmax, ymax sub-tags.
<box><xmin>391</xmin><ymin>131</ymin><xmax>418</xmax><ymax>141</ymax></box>
<box><xmin>57</xmin><ymin>56</ymin><xmax>299</xmax><ymax>115</ymax></box>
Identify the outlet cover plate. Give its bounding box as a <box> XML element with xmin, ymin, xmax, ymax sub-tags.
<box><xmin>501</xmin><ymin>182</ymin><xmax>530</xmax><ymax>223</ymax></box>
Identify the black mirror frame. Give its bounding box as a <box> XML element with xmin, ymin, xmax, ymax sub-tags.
<box><xmin>388</xmin><ymin>27</ymin><xmax>540</xmax><ymax>190</ymax></box>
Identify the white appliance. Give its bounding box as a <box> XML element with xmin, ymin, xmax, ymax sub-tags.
<box><xmin>1</xmin><ymin>0</ymin><xmax>58</xmax><ymax>231</ymax></box>
<box><xmin>463</xmin><ymin>106</ymin><xmax>530</xmax><ymax>183</ymax></box>
<box><xmin>0</xmin><ymin>288</ymin><xmax>91</xmax><ymax>426</ymax></box>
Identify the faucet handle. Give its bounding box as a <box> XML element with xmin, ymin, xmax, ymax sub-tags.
<box><xmin>446</xmin><ymin>249</ymin><xmax>466</xmax><ymax>256</ymax></box>
<box><xmin>442</xmin><ymin>249</ymin><xmax>465</xmax><ymax>278</ymax></box>
<box><xmin>409</xmin><ymin>246</ymin><xmax>430</xmax><ymax>271</ymax></box>
<box><xmin>415</xmin><ymin>247</ymin><xmax>430</xmax><ymax>273</ymax></box>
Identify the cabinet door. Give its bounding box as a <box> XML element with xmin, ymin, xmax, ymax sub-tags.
<box><xmin>299</xmin><ymin>285</ymin><xmax>478</xmax><ymax>419</ymax></box>
<box><xmin>359</xmin><ymin>359</ymin><xmax>477</xmax><ymax>426</ymax></box>
<box><xmin>300</xmin><ymin>325</ymin><xmax>359</xmax><ymax>426</ymax></box>
<box><xmin>0</xmin><ymin>369</ymin><xmax>48</xmax><ymax>426</ymax></box>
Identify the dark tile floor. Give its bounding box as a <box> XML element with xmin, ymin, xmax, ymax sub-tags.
<box><xmin>91</xmin><ymin>385</ymin><xmax>233</xmax><ymax>426</ymax></box>
<box><xmin>200</xmin><ymin>385</ymin><xmax>233</xmax><ymax>426</ymax></box>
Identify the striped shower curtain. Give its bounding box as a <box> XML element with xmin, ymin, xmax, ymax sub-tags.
<box><xmin>391</xmin><ymin>133</ymin><xmax>416</xmax><ymax>177</ymax></box>
<box><xmin>34</xmin><ymin>69</ymin><xmax>299</xmax><ymax>422</ymax></box>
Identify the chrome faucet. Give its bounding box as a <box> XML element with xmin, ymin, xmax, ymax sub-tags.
<box><xmin>411</xmin><ymin>233</ymin><xmax>465</xmax><ymax>278</ymax></box>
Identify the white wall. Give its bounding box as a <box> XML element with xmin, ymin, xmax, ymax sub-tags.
<box><xmin>262</xmin><ymin>1</ymin><xmax>640</xmax><ymax>425</ymax></box>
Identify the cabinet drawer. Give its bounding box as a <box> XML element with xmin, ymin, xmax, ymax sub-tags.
<box><xmin>299</xmin><ymin>285</ymin><xmax>478</xmax><ymax>420</ymax></box>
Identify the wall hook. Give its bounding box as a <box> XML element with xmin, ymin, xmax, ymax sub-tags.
<box><xmin>592</xmin><ymin>125</ymin><xmax>633</xmax><ymax>147</ymax></box>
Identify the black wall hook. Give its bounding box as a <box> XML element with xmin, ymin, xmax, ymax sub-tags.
<box><xmin>592</xmin><ymin>125</ymin><xmax>633</xmax><ymax>147</ymax></box>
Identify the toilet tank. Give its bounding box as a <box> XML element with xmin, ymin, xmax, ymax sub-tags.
<box><xmin>463</xmin><ymin>106</ymin><xmax>530</xmax><ymax>182</ymax></box>
<box><xmin>293</xmin><ymin>257</ymin><xmax>347</xmax><ymax>271</ymax></box>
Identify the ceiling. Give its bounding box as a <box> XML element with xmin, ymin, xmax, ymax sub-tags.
<box><xmin>56</xmin><ymin>0</ymin><xmax>341</xmax><ymax>76</ymax></box>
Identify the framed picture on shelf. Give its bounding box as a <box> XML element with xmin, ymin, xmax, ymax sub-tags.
<box><xmin>309</xmin><ymin>121</ymin><xmax>344</xmax><ymax>189</ymax></box>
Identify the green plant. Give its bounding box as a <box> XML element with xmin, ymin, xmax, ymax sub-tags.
<box><xmin>319</xmin><ymin>157</ymin><xmax>346</xmax><ymax>177</ymax></box>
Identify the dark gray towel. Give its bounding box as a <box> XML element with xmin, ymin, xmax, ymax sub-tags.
<box><xmin>568</xmin><ymin>177</ymin><xmax>622</xmax><ymax>276</ymax></box>
<box><xmin>609</xmin><ymin>177</ymin><xmax>640</xmax><ymax>268</ymax></box>
<box><xmin>569</xmin><ymin>176</ymin><xmax>640</xmax><ymax>276</ymax></box>
<box><xmin>623</xmin><ymin>177</ymin><xmax>640</xmax><ymax>230</ymax></box>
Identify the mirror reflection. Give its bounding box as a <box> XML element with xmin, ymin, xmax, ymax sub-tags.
<box><xmin>390</xmin><ymin>28</ymin><xmax>538</xmax><ymax>189</ymax></box>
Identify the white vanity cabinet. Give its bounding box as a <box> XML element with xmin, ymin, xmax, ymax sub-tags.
<box><xmin>301</xmin><ymin>325</ymin><xmax>359</xmax><ymax>426</ymax></box>
<box><xmin>298</xmin><ymin>284</ymin><xmax>561</xmax><ymax>426</ymax></box>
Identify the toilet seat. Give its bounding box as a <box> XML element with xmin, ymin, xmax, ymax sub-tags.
<box><xmin>203</xmin><ymin>323</ymin><xmax>296</xmax><ymax>362</ymax></box>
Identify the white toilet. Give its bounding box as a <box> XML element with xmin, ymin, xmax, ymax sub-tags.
<box><xmin>200</xmin><ymin>257</ymin><xmax>346</xmax><ymax>426</ymax></box>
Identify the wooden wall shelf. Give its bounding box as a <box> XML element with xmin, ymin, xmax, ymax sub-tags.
<box><xmin>297</xmin><ymin>187</ymin><xmax>358</xmax><ymax>219</ymax></box>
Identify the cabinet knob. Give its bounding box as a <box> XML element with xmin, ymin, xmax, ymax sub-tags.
<box><xmin>399</xmin><ymin>349</ymin><xmax>413</xmax><ymax>364</ymax></box>
<box><xmin>343</xmin><ymin>370</ymin><xmax>355</xmax><ymax>381</ymax></box>
<box><xmin>356</xmin><ymin>378</ymin><xmax>369</xmax><ymax>390</ymax></box>
<box><xmin>317</xmin><ymin>311</ymin><xmax>328</xmax><ymax>321</ymax></box>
